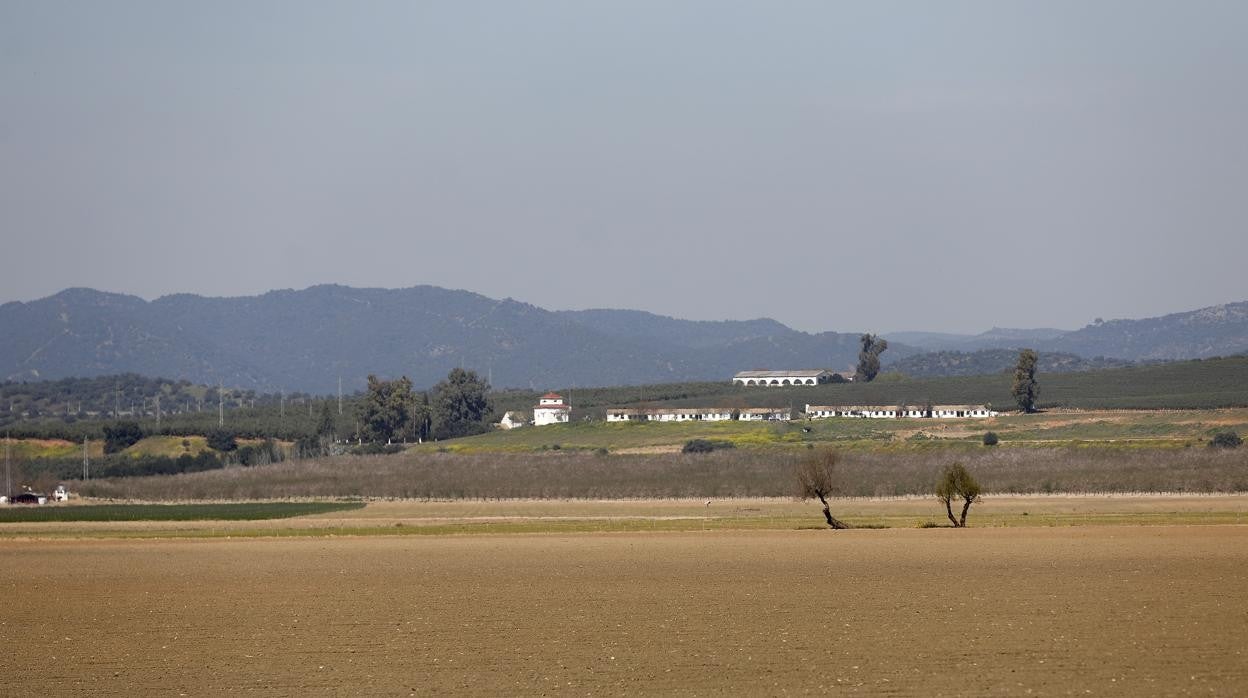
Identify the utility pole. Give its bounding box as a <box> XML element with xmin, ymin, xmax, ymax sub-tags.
<box><xmin>280</xmin><ymin>390</ymin><xmax>285</xmax><ymax>419</ymax></box>
<box><xmin>338</xmin><ymin>376</ymin><xmax>343</xmax><ymax>416</ymax></box>
<box><xmin>218</xmin><ymin>381</ymin><xmax>224</xmax><ymax>428</ymax></box>
<box><xmin>82</xmin><ymin>436</ymin><xmax>89</xmax><ymax>481</ymax></box>
<box><xmin>155</xmin><ymin>395</ymin><xmax>161</xmax><ymax>429</ymax></box>
<box><xmin>5</xmin><ymin>430</ymin><xmax>11</xmax><ymax>497</ymax></box>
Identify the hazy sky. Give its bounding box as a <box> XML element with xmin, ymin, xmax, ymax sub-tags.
<box><xmin>3</xmin><ymin>1</ymin><xmax>1247</xmax><ymax>334</ymax></box>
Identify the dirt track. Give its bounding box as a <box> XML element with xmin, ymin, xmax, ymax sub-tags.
<box><xmin>3</xmin><ymin>527</ymin><xmax>1247</xmax><ymax>695</ymax></box>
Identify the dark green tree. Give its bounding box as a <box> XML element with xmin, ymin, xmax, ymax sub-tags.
<box><xmin>206</xmin><ymin>428</ymin><xmax>238</xmax><ymax>452</ymax></box>
<box><xmin>103</xmin><ymin>421</ymin><xmax>144</xmax><ymax>454</ymax></box>
<box><xmin>430</xmin><ymin>368</ymin><xmax>494</xmax><ymax>440</ymax></box>
<box><xmin>360</xmin><ymin>375</ymin><xmax>415</xmax><ymax>443</ymax></box>
<box><xmin>316</xmin><ymin>402</ymin><xmax>337</xmax><ymax>439</ymax></box>
<box><xmin>412</xmin><ymin>392</ymin><xmax>433</xmax><ymax>443</ymax></box>
<box><xmin>1210</xmin><ymin>431</ymin><xmax>1242</xmax><ymax>449</ymax></box>
<box><xmin>855</xmin><ymin>333</ymin><xmax>889</xmax><ymax>382</ymax></box>
<box><xmin>936</xmin><ymin>462</ymin><xmax>982</xmax><ymax>527</ymax></box>
<box><xmin>1012</xmin><ymin>349</ymin><xmax>1040</xmax><ymax>413</ymax></box>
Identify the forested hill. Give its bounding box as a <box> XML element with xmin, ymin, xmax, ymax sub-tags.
<box><xmin>0</xmin><ymin>286</ymin><xmax>911</xmax><ymax>393</ymax></box>
<box><xmin>2</xmin><ymin>286</ymin><xmax>1245</xmax><ymax>392</ymax></box>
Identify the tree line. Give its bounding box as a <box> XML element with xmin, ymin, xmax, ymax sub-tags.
<box><xmin>358</xmin><ymin>368</ymin><xmax>494</xmax><ymax>444</ymax></box>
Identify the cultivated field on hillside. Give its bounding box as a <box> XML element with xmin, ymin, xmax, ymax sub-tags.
<box><xmin>0</xmin><ymin>437</ymin><xmax>105</xmax><ymax>460</ymax></box>
<box><xmin>4</xmin><ymin>528</ymin><xmax>1246</xmax><ymax>694</ymax></box>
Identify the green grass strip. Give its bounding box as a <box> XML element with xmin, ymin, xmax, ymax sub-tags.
<box><xmin>0</xmin><ymin>501</ymin><xmax>364</xmax><ymax>523</ymax></box>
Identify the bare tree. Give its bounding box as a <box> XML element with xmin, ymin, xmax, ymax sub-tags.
<box><xmin>795</xmin><ymin>450</ymin><xmax>850</xmax><ymax>529</ymax></box>
<box><xmin>935</xmin><ymin>462</ymin><xmax>982</xmax><ymax>527</ymax></box>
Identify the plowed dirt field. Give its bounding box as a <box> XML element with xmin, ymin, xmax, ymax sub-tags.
<box><xmin>3</xmin><ymin>527</ymin><xmax>1246</xmax><ymax>695</ymax></box>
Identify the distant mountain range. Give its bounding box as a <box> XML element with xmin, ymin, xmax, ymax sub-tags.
<box><xmin>2</xmin><ymin>286</ymin><xmax>1245</xmax><ymax>393</ymax></box>
<box><xmin>0</xmin><ymin>286</ymin><xmax>913</xmax><ymax>392</ymax></box>
<box><xmin>884</xmin><ymin>302</ymin><xmax>1248</xmax><ymax>363</ymax></box>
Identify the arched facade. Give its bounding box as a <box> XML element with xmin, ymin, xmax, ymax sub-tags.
<box><xmin>733</xmin><ymin>370</ymin><xmax>834</xmax><ymax>387</ymax></box>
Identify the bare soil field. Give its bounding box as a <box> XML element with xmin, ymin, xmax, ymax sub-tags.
<box><xmin>2</xmin><ymin>527</ymin><xmax>1247</xmax><ymax>695</ymax></box>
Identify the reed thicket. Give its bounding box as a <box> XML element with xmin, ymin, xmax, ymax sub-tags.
<box><xmin>76</xmin><ymin>446</ymin><xmax>1248</xmax><ymax>501</ymax></box>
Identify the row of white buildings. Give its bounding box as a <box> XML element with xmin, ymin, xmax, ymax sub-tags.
<box><xmin>805</xmin><ymin>404</ymin><xmax>997</xmax><ymax>419</ymax></box>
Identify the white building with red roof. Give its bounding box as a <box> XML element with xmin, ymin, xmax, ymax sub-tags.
<box><xmin>533</xmin><ymin>393</ymin><xmax>570</xmax><ymax>426</ymax></box>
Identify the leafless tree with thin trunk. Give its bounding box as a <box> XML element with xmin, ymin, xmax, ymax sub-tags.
<box><xmin>795</xmin><ymin>449</ymin><xmax>850</xmax><ymax>529</ymax></box>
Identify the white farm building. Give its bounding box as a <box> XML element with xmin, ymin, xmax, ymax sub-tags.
<box><xmin>532</xmin><ymin>393</ymin><xmax>570</xmax><ymax>426</ymax></box>
<box><xmin>737</xmin><ymin>407</ymin><xmax>792</xmax><ymax>421</ymax></box>
<box><xmin>733</xmin><ymin>370</ymin><xmax>834</xmax><ymax>387</ymax></box>
<box><xmin>498</xmin><ymin>411</ymin><xmax>527</xmax><ymax>429</ymax></box>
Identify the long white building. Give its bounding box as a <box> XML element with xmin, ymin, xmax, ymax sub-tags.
<box><xmin>806</xmin><ymin>404</ymin><xmax>997</xmax><ymax>419</ymax></box>
<box><xmin>606</xmin><ymin>408</ymin><xmax>735</xmax><ymax>423</ymax></box>
<box><xmin>733</xmin><ymin>370</ymin><xmax>834</xmax><ymax>386</ymax></box>
<box><xmin>605</xmin><ymin>407</ymin><xmax>790</xmax><ymax>422</ymax></box>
